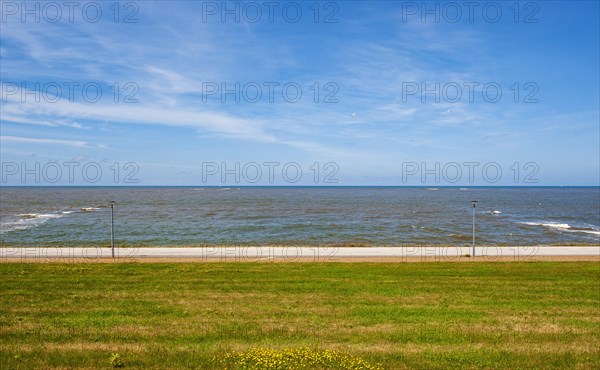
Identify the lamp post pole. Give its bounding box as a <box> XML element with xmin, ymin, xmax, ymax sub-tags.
<box><xmin>110</xmin><ymin>201</ymin><xmax>115</xmax><ymax>258</ymax></box>
<box><xmin>471</xmin><ymin>200</ymin><xmax>477</xmax><ymax>257</ymax></box>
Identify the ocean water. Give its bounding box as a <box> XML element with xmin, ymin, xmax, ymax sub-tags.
<box><xmin>0</xmin><ymin>187</ymin><xmax>598</xmax><ymax>246</ymax></box>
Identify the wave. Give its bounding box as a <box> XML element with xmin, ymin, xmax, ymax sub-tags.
<box><xmin>448</xmin><ymin>233</ymin><xmax>471</xmax><ymax>240</ymax></box>
<box><xmin>521</xmin><ymin>221</ymin><xmax>600</xmax><ymax>236</ymax></box>
<box><xmin>80</xmin><ymin>207</ymin><xmax>101</xmax><ymax>212</ymax></box>
<box><xmin>18</xmin><ymin>213</ymin><xmax>62</xmax><ymax>219</ymax></box>
<box><xmin>1</xmin><ymin>213</ymin><xmax>64</xmax><ymax>234</ymax></box>
<box><xmin>18</xmin><ymin>213</ymin><xmax>40</xmax><ymax>219</ymax></box>
<box><xmin>488</xmin><ymin>210</ymin><xmax>502</xmax><ymax>215</ymax></box>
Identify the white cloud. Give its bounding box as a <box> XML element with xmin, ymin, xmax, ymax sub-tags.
<box><xmin>1</xmin><ymin>135</ymin><xmax>90</xmax><ymax>148</ymax></box>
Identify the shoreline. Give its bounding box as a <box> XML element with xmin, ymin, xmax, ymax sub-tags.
<box><xmin>2</xmin><ymin>245</ymin><xmax>598</xmax><ymax>263</ymax></box>
<box><xmin>2</xmin><ymin>242</ymin><xmax>599</xmax><ymax>248</ymax></box>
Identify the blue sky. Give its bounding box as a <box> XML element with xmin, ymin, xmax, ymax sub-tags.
<box><xmin>1</xmin><ymin>1</ymin><xmax>598</xmax><ymax>185</ymax></box>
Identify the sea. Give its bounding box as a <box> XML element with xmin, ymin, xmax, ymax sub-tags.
<box><xmin>0</xmin><ymin>187</ymin><xmax>599</xmax><ymax>246</ymax></box>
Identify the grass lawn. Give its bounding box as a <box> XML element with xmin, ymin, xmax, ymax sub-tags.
<box><xmin>1</xmin><ymin>262</ymin><xmax>599</xmax><ymax>369</ymax></box>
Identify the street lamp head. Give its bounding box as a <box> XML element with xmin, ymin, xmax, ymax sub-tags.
<box><xmin>471</xmin><ymin>200</ymin><xmax>478</xmax><ymax>208</ymax></box>
<box><xmin>110</xmin><ymin>200</ymin><xmax>115</xmax><ymax>207</ymax></box>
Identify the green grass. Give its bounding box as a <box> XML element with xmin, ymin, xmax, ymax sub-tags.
<box><xmin>1</xmin><ymin>262</ymin><xmax>598</xmax><ymax>369</ymax></box>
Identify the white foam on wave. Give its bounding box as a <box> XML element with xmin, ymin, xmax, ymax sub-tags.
<box><xmin>521</xmin><ymin>221</ymin><xmax>600</xmax><ymax>236</ymax></box>
<box><xmin>80</xmin><ymin>207</ymin><xmax>101</xmax><ymax>212</ymax></box>
<box><xmin>18</xmin><ymin>213</ymin><xmax>39</xmax><ymax>219</ymax></box>
<box><xmin>488</xmin><ymin>210</ymin><xmax>502</xmax><ymax>215</ymax></box>
<box><xmin>1</xmin><ymin>212</ymin><xmax>64</xmax><ymax>234</ymax></box>
<box><xmin>17</xmin><ymin>213</ymin><xmax>62</xmax><ymax>219</ymax></box>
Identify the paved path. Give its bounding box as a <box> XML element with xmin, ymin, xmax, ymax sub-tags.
<box><xmin>1</xmin><ymin>246</ymin><xmax>598</xmax><ymax>261</ymax></box>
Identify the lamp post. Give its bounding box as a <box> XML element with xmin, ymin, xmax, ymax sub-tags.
<box><xmin>471</xmin><ymin>200</ymin><xmax>477</xmax><ymax>257</ymax></box>
<box><xmin>110</xmin><ymin>201</ymin><xmax>115</xmax><ymax>258</ymax></box>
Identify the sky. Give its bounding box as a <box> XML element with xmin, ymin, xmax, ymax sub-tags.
<box><xmin>1</xmin><ymin>1</ymin><xmax>599</xmax><ymax>186</ymax></box>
